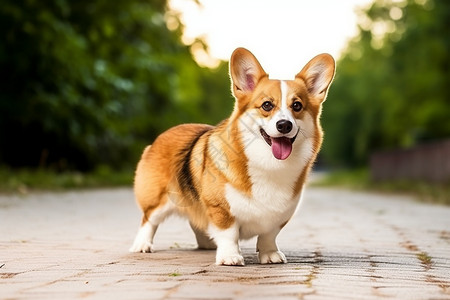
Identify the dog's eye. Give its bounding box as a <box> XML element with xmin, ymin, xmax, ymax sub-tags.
<box><xmin>261</xmin><ymin>101</ymin><xmax>274</xmax><ymax>112</ymax></box>
<box><xmin>292</xmin><ymin>101</ymin><xmax>303</xmax><ymax>112</ymax></box>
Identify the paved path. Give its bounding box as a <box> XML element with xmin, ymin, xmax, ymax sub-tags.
<box><xmin>1</xmin><ymin>187</ymin><xmax>449</xmax><ymax>300</ymax></box>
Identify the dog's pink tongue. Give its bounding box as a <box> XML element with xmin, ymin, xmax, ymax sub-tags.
<box><xmin>271</xmin><ymin>137</ymin><xmax>292</xmax><ymax>160</ymax></box>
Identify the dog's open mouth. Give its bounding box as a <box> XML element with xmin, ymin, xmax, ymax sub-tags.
<box><xmin>260</xmin><ymin>128</ymin><xmax>298</xmax><ymax>160</ymax></box>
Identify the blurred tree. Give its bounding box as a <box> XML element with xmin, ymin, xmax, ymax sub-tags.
<box><xmin>321</xmin><ymin>0</ymin><xmax>450</xmax><ymax>166</ymax></box>
<box><xmin>0</xmin><ymin>0</ymin><xmax>233</xmax><ymax>171</ymax></box>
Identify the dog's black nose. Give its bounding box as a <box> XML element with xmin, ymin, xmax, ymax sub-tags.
<box><xmin>276</xmin><ymin>120</ymin><xmax>293</xmax><ymax>134</ymax></box>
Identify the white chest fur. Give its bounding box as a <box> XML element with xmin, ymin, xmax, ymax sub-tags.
<box><xmin>225</xmin><ymin>139</ymin><xmax>313</xmax><ymax>240</ymax></box>
<box><xmin>225</xmin><ymin>178</ymin><xmax>302</xmax><ymax>240</ymax></box>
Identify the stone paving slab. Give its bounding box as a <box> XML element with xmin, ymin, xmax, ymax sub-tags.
<box><xmin>1</xmin><ymin>187</ymin><xmax>449</xmax><ymax>299</ymax></box>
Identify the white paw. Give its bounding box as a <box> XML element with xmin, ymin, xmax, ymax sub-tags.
<box><xmin>216</xmin><ymin>254</ymin><xmax>245</xmax><ymax>266</ymax></box>
<box><xmin>129</xmin><ymin>240</ymin><xmax>153</xmax><ymax>253</ymax></box>
<box><xmin>258</xmin><ymin>250</ymin><xmax>287</xmax><ymax>264</ymax></box>
<box><xmin>129</xmin><ymin>227</ymin><xmax>153</xmax><ymax>253</ymax></box>
<box><xmin>129</xmin><ymin>222</ymin><xmax>155</xmax><ymax>253</ymax></box>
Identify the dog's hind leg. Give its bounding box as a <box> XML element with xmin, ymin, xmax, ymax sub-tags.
<box><xmin>129</xmin><ymin>199</ymin><xmax>175</xmax><ymax>253</ymax></box>
<box><xmin>129</xmin><ymin>220</ymin><xmax>158</xmax><ymax>253</ymax></box>
<box><xmin>189</xmin><ymin>222</ymin><xmax>217</xmax><ymax>250</ymax></box>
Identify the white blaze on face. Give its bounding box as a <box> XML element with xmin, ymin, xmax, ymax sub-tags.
<box><xmin>280</xmin><ymin>80</ymin><xmax>290</xmax><ymax>119</ymax></box>
<box><xmin>258</xmin><ymin>80</ymin><xmax>298</xmax><ymax>160</ymax></box>
<box><xmin>265</xmin><ymin>81</ymin><xmax>298</xmax><ymax>139</ymax></box>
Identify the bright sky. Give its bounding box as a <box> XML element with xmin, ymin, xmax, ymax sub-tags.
<box><xmin>168</xmin><ymin>0</ymin><xmax>374</xmax><ymax>79</ymax></box>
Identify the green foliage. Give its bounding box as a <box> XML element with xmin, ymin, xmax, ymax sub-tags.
<box><xmin>0</xmin><ymin>0</ymin><xmax>233</xmax><ymax>171</ymax></box>
<box><xmin>321</xmin><ymin>0</ymin><xmax>450</xmax><ymax>166</ymax></box>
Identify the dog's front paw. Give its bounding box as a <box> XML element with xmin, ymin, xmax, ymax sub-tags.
<box><xmin>258</xmin><ymin>250</ymin><xmax>287</xmax><ymax>264</ymax></box>
<box><xmin>216</xmin><ymin>254</ymin><xmax>245</xmax><ymax>266</ymax></box>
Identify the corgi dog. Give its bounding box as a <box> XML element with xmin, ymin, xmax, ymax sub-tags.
<box><xmin>130</xmin><ymin>48</ymin><xmax>335</xmax><ymax>266</ymax></box>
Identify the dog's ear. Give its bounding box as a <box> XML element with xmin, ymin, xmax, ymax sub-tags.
<box><xmin>230</xmin><ymin>48</ymin><xmax>267</xmax><ymax>98</ymax></box>
<box><xmin>296</xmin><ymin>54</ymin><xmax>335</xmax><ymax>102</ymax></box>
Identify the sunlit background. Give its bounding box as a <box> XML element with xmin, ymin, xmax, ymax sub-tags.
<box><xmin>169</xmin><ymin>0</ymin><xmax>373</xmax><ymax>77</ymax></box>
<box><xmin>0</xmin><ymin>0</ymin><xmax>448</xmax><ymax>199</ymax></box>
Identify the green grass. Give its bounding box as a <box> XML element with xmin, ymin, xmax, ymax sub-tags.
<box><xmin>313</xmin><ymin>168</ymin><xmax>450</xmax><ymax>205</ymax></box>
<box><xmin>0</xmin><ymin>166</ymin><xmax>133</xmax><ymax>194</ymax></box>
<box><xmin>168</xmin><ymin>271</ymin><xmax>182</xmax><ymax>277</ymax></box>
<box><xmin>416</xmin><ymin>252</ymin><xmax>433</xmax><ymax>270</ymax></box>
<box><xmin>313</xmin><ymin>169</ymin><xmax>371</xmax><ymax>189</ymax></box>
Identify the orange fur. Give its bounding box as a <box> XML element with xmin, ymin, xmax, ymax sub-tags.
<box><xmin>133</xmin><ymin>119</ymin><xmax>252</xmax><ymax>232</ymax></box>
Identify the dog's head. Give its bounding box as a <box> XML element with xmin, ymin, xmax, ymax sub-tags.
<box><xmin>229</xmin><ymin>48</ymin><xmax>335</xmax><ymax>163</ymax></box>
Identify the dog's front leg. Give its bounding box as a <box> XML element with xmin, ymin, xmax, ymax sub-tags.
<box><xmin>257</xmin><ymin>227</ymin><xmax>287</xmax><ymax>264</ymax></box>
<box><xmin>209</xmin><ymin>223</ymin><xmax>244</xmax><ymax>266</ymax></box>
